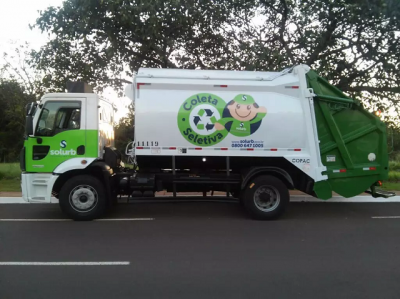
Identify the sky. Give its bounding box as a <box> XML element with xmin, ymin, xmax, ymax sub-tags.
<box><xmin>0</xmin><ymin>0</ymin><xmax>63</xmax><ymax>52</ymax></box>
<box><xmin>0</xmin><ymin>0</ymin><xmax>131</xmax><ymax>121</ymax></box>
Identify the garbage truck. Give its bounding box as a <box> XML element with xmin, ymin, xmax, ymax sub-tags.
<box><xmin>20</xmin><ymin>64</ymin><xmax>394</xmax><ymax>220</ymax></box>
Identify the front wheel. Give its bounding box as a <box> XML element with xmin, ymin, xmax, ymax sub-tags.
<box><xmin>59</xmin><ymin>175</ymin><xmax>107</xmax><ymax>221</ymax></box>
<box><xmin>242</xmin><ymin>175</ymin><xmax>289</xmax><ymax>220</ymax></box>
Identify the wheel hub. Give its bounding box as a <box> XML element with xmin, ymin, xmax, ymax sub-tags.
<box><xmin>253</xmin><ymin>185</ymin><xmax>280</xmax><ymax>212</ymax></box>
<box><xmin>69</xmin><ymin>185</ymin><xmax>98</xmax><ymax>212</ymax></box>
<box><xmin>79</xmin><ymin>195</ymin><xmax>88</xmax><ymax>203</ymax></box>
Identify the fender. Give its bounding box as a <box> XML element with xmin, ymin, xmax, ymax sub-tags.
<box><xmin>241</xmin><ymin>167</ymin><xmax>294</xmax><ymax>190</ymax></box>
<box><xmin>87</xmin><ymin>161</ymin><xmax>115</xmax><ymax>205</ymax></box>
<box><xmin>53</xmin><ymin>157</ymin><xmax>97</xmax><ymax>174</ymax></box>
<box><xmin>52</xmin><ymin>161</ymin><xmax>115</xmax><ymax>205</ymax></box>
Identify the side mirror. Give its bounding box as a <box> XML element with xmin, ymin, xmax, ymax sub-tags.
<box><xmin>25</xmin><ymin>103</ymin><xmax>32</xmax><ymax>116</ymax></box>
<box><xmin>25</xmin><ymin>115</ymin><xmax>33</xmax><ymax>136</ymax></box>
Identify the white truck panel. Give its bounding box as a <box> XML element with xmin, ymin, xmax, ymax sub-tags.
<box><xmin>135</xmin><ymin>89</ymin><xmax>307</xmax><ymax>150</ymax></box>
<box><xmin>133</xmin><ymin>65</ymin><xmax>327</xmax><ymax>182</ymax></box>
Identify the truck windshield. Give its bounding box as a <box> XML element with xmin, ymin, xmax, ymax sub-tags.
<box><xmin>36</xmin><ymin>101</ymin><xmax>81</xmax><ymax>136</ymax></box>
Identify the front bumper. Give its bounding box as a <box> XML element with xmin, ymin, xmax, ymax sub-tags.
<box><xmin>21</xmin><ymin>172</ymin><xmax>58</xmax><ymax>203</ymax></box>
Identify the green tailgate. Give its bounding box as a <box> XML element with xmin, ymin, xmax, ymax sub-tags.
<box><xmin>306</xmin><ymin>71</ymin><xmax>389</xmax><ymax>199</ymax></box>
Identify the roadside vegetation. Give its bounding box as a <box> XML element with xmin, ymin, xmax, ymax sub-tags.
<box><xmin>385</xmin><ymin>158</ymin><xmax>400</xmax><ymax>191</ymax></box>
<box><xmin>2</xmin><ymin>159</ymin><xmax>400</xmax><ymax>193</ymax></box>
<box><xmin>0</xmin><ymin>163</ymin><xmax>21</xmax><ymax>192</ymax></box>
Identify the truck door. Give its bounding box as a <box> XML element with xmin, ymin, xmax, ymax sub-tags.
<box><xmin>25</xmin><ymin>98</ymin><xmax>86</xmax><ymax>173</ymax></box>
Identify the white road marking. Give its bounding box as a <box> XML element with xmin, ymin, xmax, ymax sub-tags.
<box><xmin>95</xmin><ymin>218</ymin><xmax>154</xmax><ymax>221</ymax></box>
<box><xmin>0</xmin><ymin>218</ymin><xmax>154</xmax><ymax>222</ymax></box>
<box><xmin>371</xmin><ymin>216</ymin><xmax>400</xmax><ymax>219</ymax></box>
<box><xmin>2</xmin><ymin>195</ymin><xmax>400</xmax><ymax>204</ymax></box>
<box><xmin>0</xmin><ymin>262</ymin><xmax>130</xmax><ymax>266</ymax></box>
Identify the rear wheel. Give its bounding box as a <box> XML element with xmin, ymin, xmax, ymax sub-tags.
<box><xmin>59</xmin><ymin>175</ymin><xmax>107</xmax><ymax>221</ymax></box>
<box><xmin>242</xmin><ymin>175</ymin><xmax>289</xmax><ymax>220</ymax></box>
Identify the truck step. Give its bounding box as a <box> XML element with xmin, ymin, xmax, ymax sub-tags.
<box><xmin>173</xmin><ymin>179</ymin><xmax>239</xmax><ymax>184</ymax></box>
<box><xmin>365</xmin><ymin>188</ymin><xmax>396</xmax><ymax>198</ymax></box>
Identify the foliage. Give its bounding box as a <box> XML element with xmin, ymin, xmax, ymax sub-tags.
<box><xmin>230</xmin><ymin>0</ymin><xmax>400</xmax><ymax>116</ymax></box>
<box><xmin>1</xmin><ymin>42</ymin><xmax>48</xmax><ymax>98</ymax></box>
<box><xmin>389</xmin><ymin>160</ymin><xmax>400</xmax><ymax>172</ymax></box>
<box><xmin>0</xmin><ymin>80</ymin><xmax>34</xmax><ymax>161</ymax></box>
<box><xmin>0</xmin><ymin>163</ymin><xmax>21</xmax><ymax>179</ymax></box>
<box><xmin>0</xmin><ymin>179</ymin><xmax>21</xmax><ymax>192</ymax></box>
<box><xmin>387</xmin><ymin>125</ymin><xmax>400</xmax><ymax>159</ymax></box>
<box><xmin>388</xmin><ymin>171</ymin><xmax>400</xmax><ymax>181</ymax></box>
<box><xmin>30</xmin><ymin>0</ymin><xmax>234</xmax><ymax>94</ymax></box>
<box><xmin>114</xmin><ymin>103</ymin><xmax>135</xmax><ymax>155</ymax></box>
<box><xmin>31</xmin><ymin>0</ymin><xmax>400</xmax><ymax>118</ymax></box>
<box><xmin>380</xmin><ymin>182</ymin><xmax>400</xmax><ymax>191</ymax></box>
<box><xmin>0</xmin><ymin>163</ymin><xmax>21</xmax><ymax>192</ymax></box>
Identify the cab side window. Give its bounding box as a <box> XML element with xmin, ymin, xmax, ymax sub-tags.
<box><xmin>36</xmin><ymin>102</ymin><xmax>81</xmax><ymax>137</ymax></box>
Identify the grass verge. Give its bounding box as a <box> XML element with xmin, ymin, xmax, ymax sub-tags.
<box><xmin>0</xmin><ymin>179</ymin><xmax>21</xmax><ymax>192</ymax></box>
<box><xmin>0</xmin><ymin>163</ymin><xmax>20</xmax><ymax>180</ymax></box>
<box><xmin>381</xmin><ymin>182</ymin><xmax>400</xmax><ymax>192</ymax></box>
<box><xmin>0</xmin><ymin>163</ymin><xmax>21</xmax><ymax>192</ymax></box>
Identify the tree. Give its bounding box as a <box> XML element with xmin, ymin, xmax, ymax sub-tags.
<box><xmin>32</xmin><ymin>0</ymin><xmax>400</xmax><ymax>118</ymax></box>
<box><xmin>114</xmin><ymin>103</ymin><xmax>135</xmax><ymax>156</ymax></box>
<box><xmin>0</xmin><ymin>42</ymin><xmax>54</xmax><ymax>162</ymax></box>
<box><xmin>245</xmin><ymin>0</ymin><xmax>400</xmax><ymax>120</ymax></box>
<box><xmin>30</xmin><ymin>0</ymin><xmax>234</xmax><ymax>93</ymax></box>
<box><xmin>0</xmin><ymin>79</ymin><xmax>34</xmax><ymax>162</ymax></box>
<box><xmin>2</xmin><ymin>42</ymin><xmax>48</xmax><ymax>98</ymax></box>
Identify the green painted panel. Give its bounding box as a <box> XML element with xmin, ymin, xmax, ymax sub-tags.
<box><xmin>25</xmin><ymin>130</ymin><xmax>98</xmax><ymax>173</ymax></box>
<box><xmin>307</xmin><ymin>71</ymin><xmax>389</xmax><ymax>199</ymax></box>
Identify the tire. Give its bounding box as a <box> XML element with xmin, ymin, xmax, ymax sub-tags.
<box><xmin>242</xmin><ymin>175</ymin><xmax>289</xmax><ymax>220</ymax></box>
<box><xmin>59</xmin><ymin>175</ymin><xmax>107</xmax><ymax>221</ymax></box>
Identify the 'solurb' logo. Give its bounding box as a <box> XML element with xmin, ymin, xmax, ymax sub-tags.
<box><xmin>50</xmin><ymin>149</ymin><xmax>77</xmax><ymax>156</ymax></box>
<box><xmin>50</xmin><ymin>140</ymin><xmax>76</xmax><ymax>155</ymax></box>
<box><xmin>178</xmin><ymin>93</ymin><xmax>267</xmax><ymax>146</ymax></box>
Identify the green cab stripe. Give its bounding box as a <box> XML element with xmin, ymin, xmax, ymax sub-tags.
<box><xmin>24</xmin><ymin>130</ymin><xmax>98</xmax><ymax>173</ymax></box>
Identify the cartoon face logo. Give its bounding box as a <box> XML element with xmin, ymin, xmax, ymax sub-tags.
<box><xmin>214</xmin><ymin>94</ymin><xmax>267</xmax><ymax>137</ymax></box>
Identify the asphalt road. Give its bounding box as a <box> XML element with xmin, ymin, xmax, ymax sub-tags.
<box><xmin>1</xmin><ymin>200</ymin><xmax>400</xmax><ymax>299</ymax></box>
